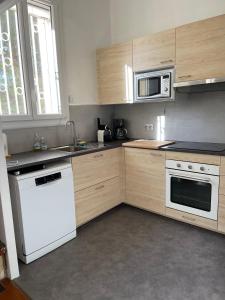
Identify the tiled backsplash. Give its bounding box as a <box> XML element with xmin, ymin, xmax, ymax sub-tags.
<box><xmin>5</xmin><ymin>91</ymin><xmax>225</xmax><ymax>154</ymax></box>
<box><xmin>5</xmin><ymin>105</ymin><xmax>114</xmax><ymax>154</ymax></box>
<box><xmin>114</xmin><ymin>91</ymin><xmax>225</xmax><ymax>143</ymax></box>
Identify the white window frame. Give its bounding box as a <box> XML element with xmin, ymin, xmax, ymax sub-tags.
<box><xmin>0</xmin><ymin>0</ymin><xmax>68</xmax><ymax>129</ymax></box>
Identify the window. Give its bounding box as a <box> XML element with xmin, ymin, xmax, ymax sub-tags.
<box><xmin>0</xmin><ymin>0</ymin><xmax>62</xmax><ymax>123</ymax></box>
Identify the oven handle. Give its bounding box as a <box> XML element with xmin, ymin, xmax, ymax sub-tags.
<box><xmin>169</xmin><ymin>173</ymin><xmax>211</xmax><ymax>183</ymax></box>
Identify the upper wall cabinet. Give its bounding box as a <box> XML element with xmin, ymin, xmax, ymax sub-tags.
<box><xmin>97</xmin><ymin>41</ymin><xmax>133</xmax><ymax>104</ymax></box>
<box><xmin>176</xmin><ymin>14</ymin><xmax>225</xmax><ymax>83</ymax></box>
<box><xmin>133</xmin><ymin>29</ymin><xmax>175</xmax><ymax>72</ymax></box>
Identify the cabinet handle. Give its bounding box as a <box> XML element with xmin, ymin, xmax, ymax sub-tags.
<box><xmin>95</xmin><ymin>185</ymin><xmax>104</xmax><ymax>190</ymax></box>
<box><xmin>160</xmin><ymin>59</ymin><xmax>173</xmax><ymax>64</ymax></box>
<box><xmin>150</xmin><ymin>152</ymin><xmax>162</xmax><ymax>157</ymax></box>
<box><xmin>178</xmin><ymin>75</ymin><xmax>192</xmax><ymax>79</ymax></box>
<box><xmin>182</xmin><ymin>215</ymin><xmax>195</xmax><ymax>222</ymax></box>
<box><xmin>93</xmin><ymin>153</ymin><xmax>103</xmax><ymax>159</ymax></box>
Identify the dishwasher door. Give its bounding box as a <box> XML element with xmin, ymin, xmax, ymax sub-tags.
<box><xmin>17</xmin><ymin>166</ymin><xmax>76</xmax><ymax>256</ymax></box>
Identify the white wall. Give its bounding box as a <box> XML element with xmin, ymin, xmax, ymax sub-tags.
<box><xmin>110</xmin><ymin>0</ymin><xmax>225</xmax><ymax>43</ymax></box>
<box><xmin>61</xmin><ymin>0</ymin><xmax>111</xmax><ymax>105</ymax></box>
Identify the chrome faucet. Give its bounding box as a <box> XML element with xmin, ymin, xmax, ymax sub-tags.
<box><xmin>66</xmin><ymin>120</ymin><xmax>77</xmax><ymax>147</ymax></box>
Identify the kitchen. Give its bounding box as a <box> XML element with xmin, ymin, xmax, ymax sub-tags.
<box><xmin>1</xmin><ymin>0</ymin><xmax>225</xmax><ymax>299</ymax></box>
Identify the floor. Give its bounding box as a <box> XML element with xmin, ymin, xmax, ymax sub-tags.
<box><xmin>16</xmin><ymin>205</ymin><xmax>225</xmax><ymax>300</ymax></box>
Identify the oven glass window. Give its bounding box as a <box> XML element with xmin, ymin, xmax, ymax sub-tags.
<box><xmin>138</xmin><ymin>77</ymin><xmax>160</xmax><ymax>97</ymax></box>
<box><xmin>171</xmin><ymin>177</ymin><xmax>211</xmax><ymax>212</ymax></box>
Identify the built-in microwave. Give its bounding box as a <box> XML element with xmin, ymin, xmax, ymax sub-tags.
<box><xmin>134</xmin><ymin>68</ymin><xmax>174</xmax><ymax>102</ymax></box>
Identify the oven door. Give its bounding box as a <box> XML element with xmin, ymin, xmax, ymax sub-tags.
<box><xmin>166</xmin><ymin>169</ymin><xmax>219</xmax><ymax>220</ymax></box>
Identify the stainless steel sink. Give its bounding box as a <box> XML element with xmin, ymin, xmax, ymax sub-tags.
<box><xmin>52</xmin><ymin>145</ymin><xmax>87</xmax><ymax>153</ymax></box>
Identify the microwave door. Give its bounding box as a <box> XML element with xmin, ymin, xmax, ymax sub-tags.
<box><xmin>137</xmin><ymin>76</ymin><xmax>161</xmax><ymax>99</ymax></box>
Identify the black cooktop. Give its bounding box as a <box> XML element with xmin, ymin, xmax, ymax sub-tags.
<box><xmin>162</xmin><ymin>141</ymin><xmax>225</xmax><ymax>152</ymax></box>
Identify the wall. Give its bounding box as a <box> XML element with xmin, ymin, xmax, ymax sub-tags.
<box><xmin>114</xmin><ymin>91</ymin><xmax>225</xmax><ymax>143</ymax></box>
<box><xmin>61</xmin><ymin>0</ymin><xmax>111</xmax><ymax>105</ymax></box>
<box><xmin>110</xmin><ymin>0</ymin><xmax>225</xmax><ymax>43</ymax></box>
<box><xmin>5</xmin><ymin>105</ymin><xmax>114</xmax><ymax>154</ymax></box>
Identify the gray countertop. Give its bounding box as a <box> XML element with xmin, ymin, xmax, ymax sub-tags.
<box><xmin>7</xmin><ymin>141</ymin><xmax>124</xmax><ymax>172</ymax></box>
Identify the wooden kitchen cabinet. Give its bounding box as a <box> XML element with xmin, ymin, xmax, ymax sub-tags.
<box><xmin>166</xmin><ymin>208</ymin><xmax>218</xmax><ymax>231</ymax></box>
<box><xmin>72</xmin><ymin>148</ymin><xmax>121</xmax><ymax>192</ymax></box>
<box><xmin>73</xmin><ymin>148</ymin><xmax>123</xmax><ymax>226</ymax></box>
<box><xmin>125</xmin><ymin>148</ymin><xmax>166</xmax><ymax>214</ymax></box>
<box><xmin>218</xmin><ymin>195</ymin><xmax>225</xmax><ymax>233</ymax></box>
<box><xmin>176</xmin><ymin>14</ymin><xmax>225</xmax><ymax>83</ymax></box>
<box><xmin>96</xmin><ymin>41</ymin><xmax>133</xmax><ymax>104</ymax></box>
<box><xmin>76</xmin><ymin>177</ymin><xmax>121</xmax><ymax>227</ymax></box>
<box><xmin>133</xmin><ymin>29</ymin><xmax>175</xmax><ymax>72</ymax></box>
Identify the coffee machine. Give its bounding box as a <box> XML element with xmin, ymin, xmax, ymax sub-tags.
<box><xmin>113</xmin><ymin>119</ymin><xmax>128</xmax><ymax>140</ymax></box>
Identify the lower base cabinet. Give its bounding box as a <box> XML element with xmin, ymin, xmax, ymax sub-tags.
<box><xmin>0</xmin><ymin>256</ymin><xmax>5</xmax><ymax>279</ymax></box>
<box><xmin>125</xmin><ymin>148</ymin><xmax>165</xmax><ymax>215</ymax></box>
<box><xmin>166</xmin><ymin>208</ymin><xmax>218</xmax><ymax>231</ymax></box>
<box><xmin>218</xmin><ymin>195</ymin><xmax>225</xmax><ymax>233</ymax></box>
<box><xmin>76</xmin><ymin>177</ymin><xmax>121</xmax><ymax>227</ymax></box>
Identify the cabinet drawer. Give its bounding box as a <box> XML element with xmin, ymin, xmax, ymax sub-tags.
<box><xmin>218</xmin><ymin>195</ymin><xmax>225</xmax><ymax>233</ymax></box>
<box><xmin>72</xmin><ymin>148</ymin><xmax>121</xmax><ymax>191</ymax></box>
<box><xmin>166</xmin><ymin>208</ymin><xmax>217</xmax><ymax>231</ymax></box>
<box><xmin>166</xmin><ymin>151</ymin><xmax>221</xmax><ymax>165</ymax></box>
<box><xmin>75</xmin><ymin>177</ymin><xmax>121</xmax><ymax>227</ymax></box>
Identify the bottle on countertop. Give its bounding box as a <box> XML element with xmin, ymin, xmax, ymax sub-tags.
<box><xmin>40</xmin><ymin>137</ymin><xmax>48</xmax><ymax>151</ymax></box>
<box><xmin>33</xmin><ymin>133</ymin><xmax>41</xmax><ymax>151</ymax></box>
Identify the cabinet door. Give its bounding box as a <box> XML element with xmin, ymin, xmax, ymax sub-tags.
<box><xmin>76</xmin><ymin>177</ymin><xmax>121</xmax><ymax>227</ymax></box>
<box><xmin>218</xmin><ymin>195</ymin><xmax>225</xmax><ymax>233</ymax></box>
<box><xmin>72</xmin><ymin>148</ymin><xmax>121</xmax><ymax>191</ymax></box>
<box><xmin>125</xmin><ymin>148</ymin><xmax>166</xmax><ymax>214</ymax></box>
<box><xmin>97</xmin><ymin>41</ymin><xmax>133</xmax><ymax>104</ymax></box>
<box><xmin>176</xmin><ymin>14</ymin><xmax>225</xmax><ymax>82</ymax></box>
<box><xmin>133</xmin><ymin>29</ymin><xmax>175</xmax><ymax>72</ymax></box>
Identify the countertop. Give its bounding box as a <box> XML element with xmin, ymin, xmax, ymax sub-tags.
<box><xmin>7</xmin><ymin>140</ymin><xmax>225</xmax><ymax>172</ymax></box>
<box><xmin>7</xmin><ymin>140</ymin><xmax>124</xmax><ymax>172</ymax></box>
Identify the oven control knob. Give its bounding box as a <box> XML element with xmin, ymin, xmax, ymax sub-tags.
<box><xmin>165</xmin><ymin>87</ymin><xmax>168</xmax><ymax>92</ymax></box>
<box><xmin>188</xmin><ymin>165</ymin><xmax>193</xmax><ymax>170</ymax></box>
<box><xmin>177</xmin><ymin>163</ymin><xmax>181</xmax><ymax>168</ymax></box>
<box><xmin>200</xmin><ymin>166</ymin><xmax>205</xmax><ymax>171</ymax></box>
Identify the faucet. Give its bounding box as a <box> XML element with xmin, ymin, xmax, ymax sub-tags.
<box><xmin>66</xmin><ymin>120</ymin><xmax>77</xmax><ymax>147</ymax></box>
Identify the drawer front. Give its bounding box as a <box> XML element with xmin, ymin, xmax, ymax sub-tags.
<box><xmin>218</xmin><ymin>195</ymin><xmax>225</xmax><ymax>233</ymax></box>
<box><xmin>166</xmin><ymin>208</ymin><xmax>217</xmax><ymax>231</ymax></box>
<box><xmin>73</xmin><ymin>148</ymin><xmax>121</xmax><ymax>191</ymax></box>
<box><xmin>166</xmin><ymin>151</ymin><xmax>221</xmax><ymax>165</ymax></box>
<box><xmin>75</xmin><ymin>177</ymin><xmax>121</xmax><ymax>227</ymax></box>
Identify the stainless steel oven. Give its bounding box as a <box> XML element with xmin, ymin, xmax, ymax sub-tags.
<box><xmin>166</xmin><ymin>160</ymin><xmax>219</xmax><ymax>220</ymax></box>
<box><xmin>134</xmin><ymin>68</ymin><xmax>174</xmax><ymax>102</ymax></box>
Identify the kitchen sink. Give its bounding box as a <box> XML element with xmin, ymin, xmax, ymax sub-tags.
<box><xmin>52</xmin><ymin>145</ymin><xmax>87</xmax><ymax>152</ymax></box>
<box><xmin>52</xmin><ymin>143</ymin><xmax>108</xmax><ymax>153</ymax></box>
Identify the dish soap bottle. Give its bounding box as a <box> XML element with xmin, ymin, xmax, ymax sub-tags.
<box><xmin>33</xmin><ymin>133</ymin><xmax>41</xmax><ymax>151</ymax></box>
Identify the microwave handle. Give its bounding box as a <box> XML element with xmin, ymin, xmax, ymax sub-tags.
<box><xmin>170</xmin><ymin>173</ymin><xmax>211</xmax><ymax>183</ymax></box>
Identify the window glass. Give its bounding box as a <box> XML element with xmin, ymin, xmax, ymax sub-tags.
<box><xmin>0</xmin><ymin>5</ymin><xmax>27</xmax><ymax>116</ymax></box>
<box><xmin>28</xmin><ymin>2</ymin><xmax>61</xmax><ymax>115</ymax></box>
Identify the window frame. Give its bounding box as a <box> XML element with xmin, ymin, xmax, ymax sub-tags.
<box><xmin>0</xmin><ymin>0</ymin><xmax>67</xmax><ymax>128</ymax></box>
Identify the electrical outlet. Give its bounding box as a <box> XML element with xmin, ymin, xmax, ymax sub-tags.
<box><xmin>145</xmin><ymin>124</ymin><xmax>154</xmax><ymax>131</ymax></box>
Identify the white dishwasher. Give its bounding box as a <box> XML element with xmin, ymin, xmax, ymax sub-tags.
<box><xmin>9</xmin><ymin>161</ymin><xmax>76</xmax><ymax>264</ymax></box>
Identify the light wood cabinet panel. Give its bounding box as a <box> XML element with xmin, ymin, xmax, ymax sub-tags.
<box><xmin>76</xmin><ymin>177</ymin><xmax>121</xmax><ymax>227</ymax></box>
<box><xmin>72</xmin><ymin>148</ymin><xmax>121</xmax><ymax>192</ymax></box>
<box><xmin>166</xmin><ymin>208</ymin><xmax>218</xmax><ymax>231</ymax></box>
<box><xmin>0</xmin><ymin>256</ymin><xmax>4</xmax><ymax>279</ymax></box>
<box><xmin>166</xmin><ymin>151</ymin><xmax>221</xmax><ymax>165</ymax></box>
<box><xmin>133</xmin><ymin>29</ymin><xmax>175</xmax><ymax>72</ymax></box>
<box><xmin>176</xmin><ymin>14</ymin><xmax>225</xmax><ymax>82</ymax></box>
<box><xmin>218</xmin><ymin>195</ymin><xmax>225</xmax><ymax>233</ymax></box>
<box><xmin>97</xmin><ymin>41</ymin><xmax>133</xmax><ymax>104</ymax></box>
<box><xmin>125</xmin><ymin>148</ymin><xmax>166</xmax><ymax>214</ymax></box>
